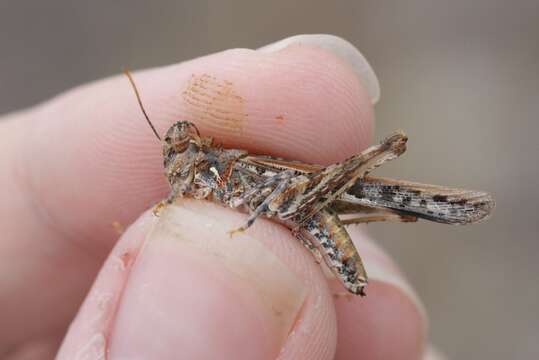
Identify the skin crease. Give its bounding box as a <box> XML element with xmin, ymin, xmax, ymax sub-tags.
<box><xmin>0</xmin><ymin>43</ymin><xmax>425</xmax><ymax>359</ymax></box>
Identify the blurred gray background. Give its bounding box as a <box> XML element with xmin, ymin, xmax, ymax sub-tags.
<box><xmin>1</xmin><ymin>1</ymin><xmax>537</xmax><ymax>359</ymax></box>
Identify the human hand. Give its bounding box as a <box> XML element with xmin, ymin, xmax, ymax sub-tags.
<box><xmin>1</xmin><ymin>35</ymin><xmax>437</xmax><ymax>359</ymax></box>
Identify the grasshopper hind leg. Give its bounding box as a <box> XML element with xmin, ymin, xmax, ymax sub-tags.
<box><xmin>300</xmin><ymin>210</ymin><xmax>368</xmax><ymax>296</ymax></box>
<box><xmin>292</xmin><ymin>228</ymin><xmax>323</xmax><ymax>264</ymax></box>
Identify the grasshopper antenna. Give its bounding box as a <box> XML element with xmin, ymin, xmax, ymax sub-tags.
<box><xmin>123</xmin><ymin>68</ymin><xmax>161</xmax><ymax>141</ymax></box>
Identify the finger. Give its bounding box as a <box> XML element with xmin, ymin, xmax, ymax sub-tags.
<box><xmin>58</xmin><ymin>200</ymin><xmax>337</xmax><ymax>360</ymax></box>
<box><xmin>258</xmin><ymin>34</ymin><xmax>381</xmax><ymax>104</ymax></box>
<box><xmin>6</xmin><ymin>38</ymin><xmax>376</xmax><ymax>246</ymax></box>
<box><xmin>333</xmin><ymin>227</ymin><xmax>427</xmax><ymax>360</ymax></box>
<box><xmin>0</xmin><ymin>35</ymin><xmax>376</xmax><ymax>352</ymax></box>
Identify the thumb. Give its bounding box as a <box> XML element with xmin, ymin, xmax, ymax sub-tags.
<box><xmin>57</xmin><ymin>200</ymin><xmax>337</xmax><ymax>359</ymax></box>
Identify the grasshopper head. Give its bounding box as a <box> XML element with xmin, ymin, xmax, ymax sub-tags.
<box><xmin>163</xmin><ymin>121</ymin><xmax>200</xmax><ymax>154</ymax></box>
<box><xmin>162</xmin><ymin>121</ymin><xmax>202</xmax><ymax>187</ymax></box>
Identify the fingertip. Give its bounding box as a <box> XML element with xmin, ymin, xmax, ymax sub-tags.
<box><xmin>332</xmin><ymin>230</ymin><xmax>427</xmax><ymax>360</ymax></box>
<box><xmin>259</xmin><ymin>34</ymin><xmax>381</xmax><ymax>105</ymax></box>
<box><xmin>109</xmin><ymin>202</ymin><xmax>308</xmax><ymax>359</ymax></box>
<box><xmin>251</xmin><ymin>42</ymin><xmax>375</xmax><ymax>163</ymax></box>
<box><xmin>334</xmin><ymin>281</ymin><xmax>425</xmax><ymax>360</ymax></box>
<box><xmin>58</xmin><ymin>201</ymin><xmax>338</xmax><ymax>360</ymax></box>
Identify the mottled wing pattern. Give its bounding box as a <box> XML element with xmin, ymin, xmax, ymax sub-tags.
<box><xmin>235</xmin><ymin>133</ymin><xmax>493</xmax><ymax>225</ymax></box>
<box><xmin>275</xmin><ymin>131</ymin><xmax>408</xmax><ymax>221</ymax></box>
<box><xmin>342</xmin><ymin>176</ymin><xmax>494</xmax><ymax>224</ymax></box>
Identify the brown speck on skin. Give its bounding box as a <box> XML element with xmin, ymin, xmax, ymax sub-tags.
<box><xmin>182</xmin><ymin>74</ymin><xmax>247</xmax><ymax>134</ymax></box>
<box><xmin>274</xmin><ymin>114</ymin><xmax>285</xmax><ymax>125</ymax></box>
<box><xmin>119</xmin><ymin>250</ymin><xmax>136</xmax><ymax>268</ymax></box>
<box><xmin>112</xmin><ymin>221</ymin><xmax>124</xmax><ymax>235</ymax></box>
<box><xmin>272</xmin><ymin>305</ymin><xmax>283</xmax><ymax>317</ymax></box>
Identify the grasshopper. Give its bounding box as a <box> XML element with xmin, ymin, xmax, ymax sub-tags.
<box><xmin>124</xmin><ymin>70</ymin><xmax>494</xmax><ymax>296</ymax></box>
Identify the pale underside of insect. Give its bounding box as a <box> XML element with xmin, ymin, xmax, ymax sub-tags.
<box><xmin>124</xmin><ymin>70</ymin><xmax>495</xmax><ymax>296</ymax></box>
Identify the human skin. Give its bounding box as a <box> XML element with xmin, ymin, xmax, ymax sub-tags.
<box><xmin>0</xmin><ymin>35</ymin><xmax>430</xmax><ymax>359</ymax></box>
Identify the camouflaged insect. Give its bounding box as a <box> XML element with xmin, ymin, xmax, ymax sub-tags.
<box><xmin>125</xmin><ymin>70</ymin><xmax>494</xmax><ymax>296</ymax></box>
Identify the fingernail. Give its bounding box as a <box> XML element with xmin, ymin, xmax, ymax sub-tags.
<box><xmin>424</xmin><ymin>345</ymin><xmax>448</xmax><ymax>360</ymax></box>
<box><xmin>259</xmin><ymin>34</ymin><xmax>381</xmax><ymax>104</ymax></box>
<box><xmin>109</xmin><ymin>201</ymin><xmax>307</xmax><ymax>359</ymax></box>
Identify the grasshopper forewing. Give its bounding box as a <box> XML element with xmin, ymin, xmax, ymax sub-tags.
<box><xmin>237</xmin><ymin>155</ymin><xmax>494</xmax><ymax>225</ymax></box>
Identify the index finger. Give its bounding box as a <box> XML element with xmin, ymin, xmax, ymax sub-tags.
<box><xmin>9</xmin><ymin>43</ymin><xmax>374</xmax><ymax>249</ymax></box>
<box><xmin>1</xmin><ymin>36</ymin><xmax>384</xmax><ymax>355</ymax></box>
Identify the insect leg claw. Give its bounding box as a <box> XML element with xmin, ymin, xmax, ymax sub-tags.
<box><xmin>227</xmin><ymin>215</ymin><xmax>257</xmax><ymax>237</ymax></box>
<box><xmin>227</xmin><ymin>226</ymin><xmax>247</xmax><ymax>238</ymax></box>
<box><xmin>152</xmin><ymin>200</ymin><xmax>168</xmax><ymax>216</ymax></box>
